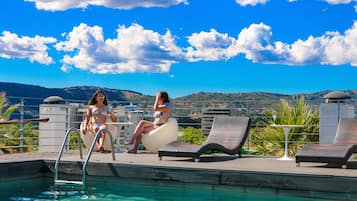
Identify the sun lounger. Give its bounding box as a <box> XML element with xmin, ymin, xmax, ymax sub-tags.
<box><xmin>296</xmin><ymin>118</ymin><xmax>357</xmax><ymax>167</ymax></box>
<box><xmin>158</xmin><ymin>116</ymin><xmax>250</xmax><ymax>162</ymax></box>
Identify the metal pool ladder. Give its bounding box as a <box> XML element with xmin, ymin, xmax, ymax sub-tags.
<box><xmin>54</xmin><ymin>128</ymin><xmax>116</xmax><ymax>188</ymax></box>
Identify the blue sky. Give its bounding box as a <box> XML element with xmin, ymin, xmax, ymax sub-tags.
<box><xmin>0</xmin><ymin>0</ymin><xmax>357</xmax><ymax>98</ymax></box>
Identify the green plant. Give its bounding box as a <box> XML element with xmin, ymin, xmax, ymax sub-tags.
<box><xmin>0</xmin><ymin>92</ymin><xmax>42</xmax><ymax>154</ymax></box>
<box><xmin>178</xmin><ymin>127</ymin><xmax>207</xmax><ymax>145</ymax></box>
<box><xmin>249</xmin><ymin>96</ymin><xmax>319</xmax><ymax>156</ymax></box>
<box><xmin>0</xmin><ymin>92</ymin><xmax>19</xmax><ymax>121</ymax></box>
<box><xmin>0</xmin><ymin>123</ymin><xmax>39</xmax><ymax>154</ymax></box>
<box><xmin>69</xmin><ymin>130</ymin><xmax>84</xmax><ymax>150</ymax></box>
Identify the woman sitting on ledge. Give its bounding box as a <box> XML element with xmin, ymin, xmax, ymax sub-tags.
<box><xmin>126</xmin><ymin>91</ymin><xmax>172</xmax><ymax>153</ymax></box>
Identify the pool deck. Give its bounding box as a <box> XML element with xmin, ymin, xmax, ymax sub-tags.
<box><xmin>2</xmin><ymin>151</ymin><xmax>357</xmax><ymax>196</ymax></box>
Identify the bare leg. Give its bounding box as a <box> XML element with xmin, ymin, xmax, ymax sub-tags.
<box><xmin>98</xmin><ymin>125</ymin><xmax>107</xmax><ymax>152</ymax></box>
<box><xmin>92</xmin><ymin>124</ymin><xmax>107</xmax><ymax>152</ymax></box>
<box><xmin>127</xmin><ymin>121</ymin><xmax>155</xmax><ymax>153</ymax></box>
<box><xmin>127</xmin><ymin>120</ymin><xmax>153</xmax><ymax>144</ymax></box>
<box><xmin>91</xmin><ymin>125</ymin><xmax>100</xmax><ymax>151</ymax></box>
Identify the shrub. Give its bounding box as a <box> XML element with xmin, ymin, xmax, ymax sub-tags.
<box><xmin>178</xmin><ymin>127</ymin><xmax>206</xmax><ymax>145</ymax></box>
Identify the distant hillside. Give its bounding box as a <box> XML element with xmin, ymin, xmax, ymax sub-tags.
<box><xmin>0</xmin><ymin>82</ymin><xmax>150</xmax><ymax>104</ymax></box>
<box><xmin>177</xmin><ymin>90</ymin><xmax>357</xmax><ymax>104</ymax></box>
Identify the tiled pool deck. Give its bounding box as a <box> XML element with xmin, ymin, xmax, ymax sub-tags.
<box><xmin>1</xmin><ymin>151</ymin><xmax>357</xmax><ymax>196</ymax></box>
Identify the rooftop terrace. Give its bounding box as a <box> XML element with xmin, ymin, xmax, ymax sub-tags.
<box><xmin>2</xmin><ymin>93</ymin><xmax>357</xmax><ymax>199</ymax></box>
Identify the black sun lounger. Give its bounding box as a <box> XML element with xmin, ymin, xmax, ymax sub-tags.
<box><xmin>158</xmin><ymin>116</ymin><xmax>250</xmax><ymax>162</ymax></box>
<box><xmin>296</xmin><ymin>118</ymin><xmax>357</xmax><ymax>167</ymax></box>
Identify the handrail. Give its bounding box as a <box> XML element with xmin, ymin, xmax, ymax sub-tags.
<box><xmin>0</xmin><ymin>117</ymin><xmax>49</xmax><ymax>125</ymax></box>
<box><xmin>82</xmin><ymin>128</ymin><xmax>115</xmax><ymax>184</ymax></box>
<box><xmin>54</xmin><ymin>128</ymin><xmax>83</xmax><ymax>183</ymax></box>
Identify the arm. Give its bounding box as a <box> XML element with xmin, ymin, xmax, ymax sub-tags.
<box><xmin>153</xmin><ymin>93</ymin><xmax>159</xmax><ymax>110</ymax></box>
<box><xmin>109</xmin><ymin>109</ymin><xmax>116</xmax><ymax>122</ymax></box>
<box><xmin>154</xmin><ymin>104</ymin><xmax>170</xmax><ymax>113</ymax></box>
<box><xmin>153</xmin><ymin>92</ymin><xmax>170</xmax><ymax>113</ymax></box>
<box><xmin>83</xmin><ymin>107</ymin><xmax>92</xmax><ymax>132</ymax></box>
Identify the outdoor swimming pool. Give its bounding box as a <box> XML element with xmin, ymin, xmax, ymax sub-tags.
<box><xmin>0</xmin><ymin>176</ymin><xmax>353</xmax><ymax>201</ymax></box>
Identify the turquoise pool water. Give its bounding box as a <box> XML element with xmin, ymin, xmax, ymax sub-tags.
<box><xmin>0</xmin><ymin>176</ymin><xmax>353</xmax><ymax>201</ymax></box>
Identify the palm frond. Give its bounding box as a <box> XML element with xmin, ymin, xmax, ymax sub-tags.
<box><xmin>250</xmin><ymin>95</ymin><xmax>319</xmax><ymax>156</ymax></box>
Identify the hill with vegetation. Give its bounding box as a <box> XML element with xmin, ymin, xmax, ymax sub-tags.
<box><xmin>0</xmin><ymin>81</ymin><xmax>150</xmax><ymax>104</ymax></box>
<box><xmin>0</xmin><ymin>82</ymin><xmax>356</xmax><ymax>114</ymax></box>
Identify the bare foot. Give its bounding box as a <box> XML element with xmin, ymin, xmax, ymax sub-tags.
<box><xmin>99</xmin><ymin>146</ymin><xmax>105</xmax><ymax>153</ymax></box>
<box><xmin>126</xmin><ymin>149</ymin><xmax>137</xmax><ymax>154</ymax></box>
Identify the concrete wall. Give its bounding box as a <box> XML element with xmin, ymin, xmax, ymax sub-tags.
<box><xmin>38</xmin><ymin>104</ymin><xmax>77</xmax><ymax>152</ymax></box>
<box><xmin>319</xmin><ymin>103</ymin><xmax>355</xmax><ymax>144</ymax></box>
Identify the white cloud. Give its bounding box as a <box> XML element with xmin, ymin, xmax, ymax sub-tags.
<box><xmin>234</xmin><ymin>23</ymin><xmax>279</xmax><ymax>62</ymax></box>
<box><xmin>324</xmin><ymin>0</ymin><xmax>352</xmax><ymax>4</ymax></box>
<box><xmin>24</xmin><ymin>0</ymin><xmax>188</xmax><ymax>11</ymax></box>
<box><xmin>233</xmin><ymin>23</ymin><xmax>325</xmax><ymax>65</ymax></box>
<box><xmin>235</xmin><ymin>0</ymin><xmax>269</xmax><ymax>6</ymax></box>
<box><xmin>60</xmin><ymin>64</ymin><xmax>72</xmax><ymax>72</ymax></box>
<box><xmin>0</xmin><ymin>31</ymin><xmax>56</xmax><ymax>64</ymax></box>
<box><xmin>185</xmin><ymin>21</ymin><xmax>357</xmax><ymax>67</ymax></box>
<box><xmin>14</xmin><ymin>20</ymin><xmax>357</xmax><ymax>73</ymax></box>
<box><xmin>55</xmin><ymin>23</ymin><xmax>184</xmax><ymax>73</ymax></box>
<box><xmin>323</xmin><ymin>23</ymin><xmax>357</xmax><ymax>66</ymax></box>
<box><xmin>231</xmin><ymin>21</ymin><xmax>357</xmax><ymax>66</ymax></box>
<box><xmin>323</xmin><ymin>0</ymin><xmax>357</xmax><ymax>12</ymax></box>
<box><xmin>186</xmin><ymin>29</ymin><xmax>236</xmax><ymax>61</ymax></box>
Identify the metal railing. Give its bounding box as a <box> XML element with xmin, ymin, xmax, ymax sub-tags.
<box><xmin>54</xmin><ymin>127</ymin><xmax>115</xmax><ymax>188</ymax></box>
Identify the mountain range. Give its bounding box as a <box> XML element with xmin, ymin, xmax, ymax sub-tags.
<box><xmin>1</xmin><ymin>81</ymin><xmax>356</xmax><ymax>109</ymax></box>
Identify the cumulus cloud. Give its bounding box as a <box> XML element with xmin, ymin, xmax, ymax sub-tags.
<box><xmin>234</xmin><ymin>0</ymin><xmax>357</xmax><ymax>9</ymax></box>
<box><xmin>324</xmin><ymin>0</ymin><xmax>352</xmax><ymax>4</ymax></box>
<box><xmin>10</xmin><ymin>20</ymin><xmax>355</xmax><ymax>74</ymax></box>
<box><xmin>24</xmin><ymin>0</ymin><xmax>188</xmax><ymax>11</ymax></box>
<box><xmin>235</xmin><ymin>0</ymin><xmax>269</xmax><ymax>6</ymax></box>
<box><xmin>231</xmin><ymin>21</ymin><xmax>357</xmax><ymax>66</ymax></box>
<box><xmin>184</xmin><ymin>21</ymin><xmax>357</xmax><ymax>67</ymax></box>
<box><xmin>55</xmin><ymin>23</ymin><xmax>184</xmax><ymax>73</ymax></box>
<box><xmin>323</xmin><ymin>0</ymin><xmax>357</xmax><ymax>12</ymax></box>
<box><xmin>0</xmin><ymin>31</ymin><xmax>56</xmax><ymax>64</ymax></box>
<box><xmin>186</xmin><ymin>29</ymin><xmax>237</xmax><ymax>61</ymax></box>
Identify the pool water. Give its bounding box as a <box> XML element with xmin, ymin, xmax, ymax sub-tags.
<box><xmin>0</xmin><ymin>176</ymin><xmax>354</xmax><ymax>201</ymax></box>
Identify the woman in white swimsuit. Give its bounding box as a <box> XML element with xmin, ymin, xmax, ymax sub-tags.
<box><xmin>83</xmin><ymin>89</ymin><xmax>116</xmax><ymax>152</ymax></box>
<box><xmin>126</xmin><ymin>91</ymin><xmax>172</xmax><ymax>153</ymax></box>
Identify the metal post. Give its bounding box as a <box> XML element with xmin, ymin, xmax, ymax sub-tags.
<box><xmin>246</xmin><ymin>101</ymin><xmax>250</xmax><ymax>154</ymax></box>
<box><xmin>65</xmin><ymin>101</ymin><xmax>70</xmax><ymax>150</ymax></box>
<box><xmin>337</xmin><ymin>100</ymin><xmax>341</xmax><ymax>123</ymax></box>
<box><xmin>19</xmin><ymin>98</ymin><xmax>24</xmax><ymax>153</ymax></box>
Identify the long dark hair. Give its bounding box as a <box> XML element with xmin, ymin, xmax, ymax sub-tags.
<box><xmin>160</xmin><ymin>91</ymin><xmax>170</xmax><ymax>103</ymax></box>
<box><xmin>88</xmin><ymin>89</ymin><xmax>108</xmax><ymax>105</ymax></box>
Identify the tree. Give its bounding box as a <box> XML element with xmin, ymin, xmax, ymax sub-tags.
<box><xmin>250</xmin><ymin>96</ymin><xmax>319</xmax><ymax>156</ymax></box>
<box><xmin>0</xmin><ymin>92</ymin><xmax>19</xmax><ymax>121</ymax></box>
<box><xmin>0</xmin><ymin>92</ymin><xmax>20</xmax><ymax>154</ymax></box>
